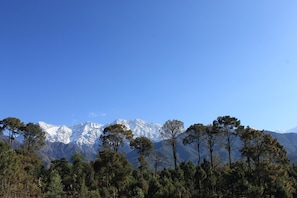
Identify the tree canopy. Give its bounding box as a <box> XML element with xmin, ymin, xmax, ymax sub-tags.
<box><xmin>183</xmin><ymin>123</ymin><xmax>205</xmax><ymax>165</ymax></box>
<box><xmin>0</xmin><ymin>115</ymin><xmax>296</xmax><ymax>197</ymax></box>
<box><xmin>213</xmin><ymin>115</ymin><xmax>243</xmax><ymax>168</ymax></box>
<box><xmin>22</xmin><ymin>122</ymin><xmax>46</xmax><ymax>151</ymax></box>
<box><xmin>100</xmin><ymin>124</ymin><xmax>133</xmax><ymax>153</ymax></box>
<box><xmin>160</xmin><ymin>119</ymin><xmax>184</xmax><ymax>169</ymax></box>
<box><xmin>0</xmin><ymin>117</ymin><xmax>24</xmax><ymax>146</ymax></box>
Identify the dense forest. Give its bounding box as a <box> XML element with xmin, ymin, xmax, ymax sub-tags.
<box><xmin>1</xmin><ymin>116</ymin><xmax>297</xmax><ymax>198</ymax></box>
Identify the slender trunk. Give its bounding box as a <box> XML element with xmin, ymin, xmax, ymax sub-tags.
<box><xmin>210</xmin><ymin>148</ymin><xmax>213</xmax><ymax>168</ymax></box>
<box><xmin>228</xmin><ymin>144</ymin><xmax>232</xmax><ymax>168</ymax></box>
<box><xmin>9</xmin><ymin>132</ymin><xmax>13</xmax><ymax>147</ymax></box>
<box><xmin>197</xmin><ymin>143</ymin><xmax>200</xmax><ymax>165</ymax></box>
<box><xmin>227</xmin><ymin>136</ymin><xmax>232</xmax><ymax>168</ymax></box>
<box><xmin>172</xmin><ymin>142</ymin><xmax>177</xmax><ymax>169</ymax></box>
<box><xmin>247</xmin><ymin>157</ymin><xmax>250</xmax><ymax>168</ymax></box>
<box><xmin>154</xmin><ymin>160</ymin><xmax>157</xmax><ymax>176</ymax></box>
<box><xmin>227</xmin><ymin>143</ymin><xmax>234</xmax><ymax>196</ymax></box>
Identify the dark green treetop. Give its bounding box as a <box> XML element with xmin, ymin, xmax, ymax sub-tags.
<box><xmin>100</xmin><ymin>124</ymin><xmax>133</xmax><ymax>153</ymax></box>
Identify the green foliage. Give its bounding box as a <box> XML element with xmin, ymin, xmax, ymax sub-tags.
<box><xmin>93</xmin><ymin>150</ymin><xmax>132</xmax><ymax>194</ymax></box>
<box><xmin>160</xmin><ymin>119</ymin><xmax>184</xmax><ymax>169</ymax></box>
<box><xmin>0</xmin><ymin>142</ymin><xmax>24</xmax><ymax>197</ymax></box>
<box><xmin>2</xmin><ymin>115</ymin><xmax>297</xmax><ymax>197</ymax></box>
<box><xmin>204</xmin><ymin>125</ymin><xmax>222</xmax><ymax>168</ymax></box>
<box><xmin>49</xmin><ymin>157</ymin><xmax>72</xmax><ymax>193</ymax></box>
<box><xmin>0</xmin><ymin>141</ymin><xmax>43</xmax><ymax>197</ymax></box>
<box><xmin>130</xmin><ymin>136</ymin><xmax>153</xmax><ymax>157</ymax></box>
<box><xmin>213</xmin><ymin>115</ymin><xmax>243</xmax><ymax>168</ymax></box>
<box><xmin>183</xmin><ymin>123</ymin><xmax>205</xmax><ymax>165</ymax></box>
<box><xmin>130</xmin><ymin>136</ymin><xmax>153</xmax><ymax>170</ymax></box>
<box><xmin>0</xmin><ymin>117</ymin><xmax>24</xmax><ymax>145</ymax></box>
<box><xmin>79</xmin><ymin>177</ymin><xmax>89</xmax><ymax>198</ymax></box>
<box><xmin>46</xmin><ymin>171</ymin><xmax>64</xmax><ymax>198</ymax></box>
<box><xmin>71</xmin><ymin>153</ymin><xmax>86</xmax><ymax>195</ymax></box>
<box><xmin>88</xmin><ymin>190</ymin><xmax>101</xmax><ymax>198</ymax></box>
<box><xmin>22</xmin><ymin>122</ymin><xmax>46</xmax><ymax>151</ymax></box>
<box><xmin>100</xmin><ymin>124</ymin><xmax>134</xmax><ymax>152</ymax></box>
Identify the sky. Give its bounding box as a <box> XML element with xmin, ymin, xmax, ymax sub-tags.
<box><xmin>1</xmin><ymin>1</ymin><xmax>297</xmax><ymax>131</ymax></box>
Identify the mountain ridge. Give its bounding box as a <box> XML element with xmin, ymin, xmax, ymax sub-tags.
<box><xmin>39</xmin><ymin>119</ymin><xmax>297</xmax><ymax>148</ymax></box>
<box><xmin>38</xmin><ymin>118</ymin><xmax>162</xmax><ymax>149</ymax></box>
<box><xmin>36</xmin><ymin>119</ymin><xmax>297</xmax><ymax>167</ymax></box>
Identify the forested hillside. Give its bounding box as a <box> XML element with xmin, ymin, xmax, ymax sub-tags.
<box><xmin>1</xmin><ymin>116</ymin><xmax>297</xmax><ymax>197</ymax></box>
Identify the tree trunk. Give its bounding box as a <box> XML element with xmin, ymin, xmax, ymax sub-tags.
<box><xmin>228</xmin><ymin>144</ymin><xmax>232</xmax><ymax>168</ymax></box>
<box><xmin>172</xmin><ymin>142</ymin><xmax>177</xmax><ymax>169</ymax></box>
<box><xmin>210</xmin><ymin>148</ymin><xmax>213</xmax><ymax>168</ymax></box>
<box><xmin>197</xmin><ymin>143</ymin><xmax>200</xmax><ymax>165</ymax></box>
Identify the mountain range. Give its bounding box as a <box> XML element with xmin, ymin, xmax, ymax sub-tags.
<box><xmin>37</xmin><ymin>119</ymin><xmax>163</xmax><ymax>166</ymax></box>
<box><xmin>39</xmin><ymin>118</ymin><xmax>162</xmax><ymax>146</ymax></box>
<box><xmin>35</xmin><ymin>119</ymin><xmax>297</xmax><ymax>167</ymax></box>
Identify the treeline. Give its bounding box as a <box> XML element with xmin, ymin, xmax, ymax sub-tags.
<box><xmin>1</xmin><ymin>116</ymin><xmax>297</xmax><ymax>197</ymax></box>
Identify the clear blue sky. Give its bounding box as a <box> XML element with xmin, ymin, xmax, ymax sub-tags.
<box><xmin>1</xmin><ymin>1</ymin><xmax>297</xmax><ymax>131</ymax></box>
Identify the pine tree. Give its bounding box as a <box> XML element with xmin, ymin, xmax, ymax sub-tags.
<box><xmin>183</xmin><ymin>123</ymin><xmax>205</xmax><ymax>165</ymax></box>
<box><xmin>203</xmin><ymin>125</ymin><xmax>222</xmax><ymax>168</ymax></box>
<box><xmin>130</xmin><ymin>136</ymin><xmax>153</xmax><ymax>170</ymax></box>
<box><xmin>100</xmin><ymin>124</ymin><xmax>134</xmax><ymax>152</ymax></box>
<box><xmin>93</xmin><ymin>151</ymin><xmax>132</xmax><ymax>194</ymax></box>
<box><xmin>0</xmin><ymin>142</ymin><xmax>30</xmax><ymax>197</ymax></box>
<box><xmin>160</xmin><ymin>119</ymin><xmax>184</xmax><ymax>169</ymax></box>
<box><xmin>213</xmin><ymin>116</ymin><xmax>242</xmax><ymax>168</ymax></box>
<box><xmin>46</xmin><ymin>171</ymin><xmax>64</xmax><ymax>198</ymax></box>
<box><xmin>21</xmin><ymin>122</ymin><xmax>46</xmax><ymax>152</ymax></box>
<box><xmin>0</xmin><ymin>117</ymin><xmax>24</xmax><ymax>146</ymax></box>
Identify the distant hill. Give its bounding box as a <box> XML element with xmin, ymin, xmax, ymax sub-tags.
<box><xmin>36</xmin><ymin>129</ymin><xmax>297</xmax><ymax>168</ymax></box>
<box><xmin>3</xmin><ymin>119</ymin><xmax>297</xmax><ymax>168</ymax></box>
<box><xmin>267</xmin><ymin>131</ymin><xmax>297</xmax><ymax>163</ymax></box>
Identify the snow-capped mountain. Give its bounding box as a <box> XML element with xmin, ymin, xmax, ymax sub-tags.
<box><xmin>38</xmin><ymin>119</ymin><xmax>162</xmax><ymax>148</ymax></box>
<box><xmin>112</xmin><ymin>119</ymin><xmax>162</xmax><ymax>142</ymax></box>
<box><xmin>38</xmin><ymin>122</ymin><xmax>74</xmax><ymax>144</ymax></box>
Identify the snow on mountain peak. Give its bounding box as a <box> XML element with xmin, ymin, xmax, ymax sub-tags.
<box><xmin>69</xmin><ymin>122</ymin><xmax>104</xmax><ymax>146</ymax></box>
<box><xmin>113</xmin><ymin>118</ymin><xmax>162</xmax><ymax>142</ymax></box>
<box><xmin>38</xmin><ymin>121</ymin><xmax>72</xmax><ymax>144</ymax></box>
<box><xmin>38</xmin><ymin>119</ymin><xmax>162</xmax><ymax>148</ymax></box>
